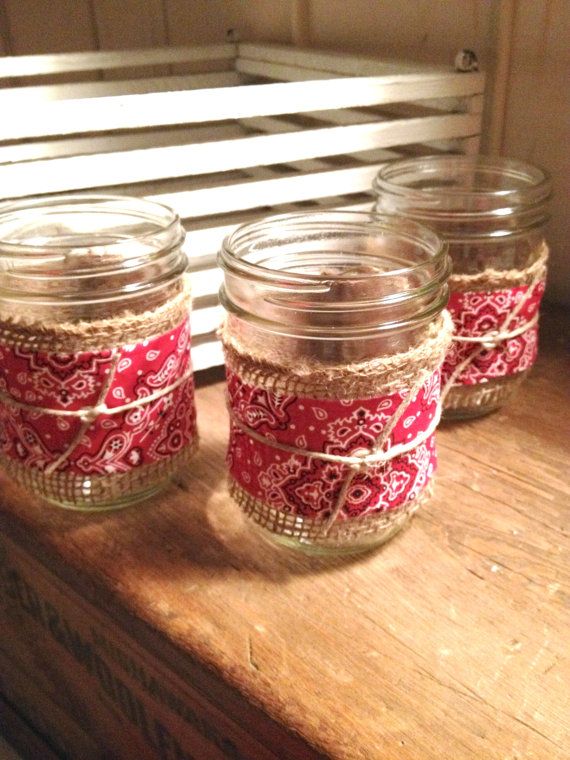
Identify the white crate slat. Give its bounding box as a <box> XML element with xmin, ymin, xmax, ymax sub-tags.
<box><xmin>237</xmin><ymin>42</ymin><xmax>458</xmax><ymax>78</ymax></box>
<box><xmin>0</xmin><ymin>72</ymin><xmax>241</xmax><ymax>103</ymax></box>
<box><xmin>189</xmin><ymin>267</ymin><xmax>223</xmax><ymax>299</ymax></box>
<box><xmin>245</xmin><ymin>165</ymin><xmax>352</xmax><ymax>209</ymax></box>
<box><xmin>0</xmin><ymin>42</ymin><xmax>485</xmax><ymax>370</ymax></box>
<box><xmin>0</xmin><ymin>113</ymin><xmax>479</xmax><ymax>199</ymax></box>
<box><xmin>237</xmin><ymin>47</ymin><xmax>485</xmax><ymax>134</ymax></box>
<box><xmin>236</xmin><ymin>56</ymin><xmax>472</xmax><ymax>89</ymax></box>
<box><xmin>0</xmin><ymin>74</ymin><xmax>485</xmax><ymax>143</ymax></box>
<box><xmin>182</xmin><ymin>195</ymin><xmax>373</xmax><ymax>262</ymax></box>
<box><xmin>242</xmin><ymin>109</ymin><xmax>376</xmax><ymax>134</ymax></box>
<box><xmin>237</xmin><ymin>67</ymin><xmax>477</xmax><ymax>139</ymax></box>
<box><xmin>191</xmin><ymin>336</ymin><xmax>224</xmax><ymax>372</ymax></box>
<box><xmin>0</xmin><ymin>44</ymin><xmax>236</xmax><ymax>80</ymax></box>
<box><xmin>241</xmin><ymin>166</ymin><xmax>327</xmax><ymax>211</ymax></box>
<box><xmin>192</xmin><ymin>293</ymin><xmax>221</xmax><ymax>312</ymax></box>
<box><xmin>0</xmin><ymin>124</ymin><xmax>245</xmax><ymax>165</ymax></box>
<box><xmin>237</xmin><ymin>58</ymin><xmax>334</xmax><ymax>82</ymax></box>
<box><xmin>238</xmin><ymin>115</ymin><xmax>433</xmax><ymax>164</ymax></box>
<box><xmin>236</xmin><ymin>56</ymin><xmax>482</xmax><ymax>146</ymax></box>
<box><xmin>5</xmin><ymin>105</ymin><xmax>461</xmax><ymax>168</ymax></box>
<box><xmin>190</xmin><ymin>305</ymin><xmax>225</xmax><ymax>338</ymax></box>
<box><xmin>147</xmin><ymin>164</ymin><xmax>382</xmax><ymax>218</ymax></box>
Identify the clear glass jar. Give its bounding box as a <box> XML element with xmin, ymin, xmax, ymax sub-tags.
<box><xmin>373</xmin><ymin>155</ymin><xmax>551</xmax><ymax>419</ymax></box>
<box><xmin>218</xmin><ymin>211</ymin><xmax>451</xmax><ymax>554</ymax></box>
<box><xmin>0</xmin><ymin>194</ymin><xmax>198</xmax><ymax>510</ymax></box>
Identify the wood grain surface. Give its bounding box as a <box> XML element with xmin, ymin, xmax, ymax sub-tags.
<box><xmin>0</xmin><ymin>307</ymin><xmax>568</xmax><ymax>760</ymax></box>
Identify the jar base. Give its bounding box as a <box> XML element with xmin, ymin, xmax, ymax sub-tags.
<box><xmin>443</xmin><ymin>373</ymin><xmax>527</xmax><ymax>420</ymax></box>
<box><xmin>43</xmin><ymin>480</ymin><xmax>168</xmax><ymax>512</ymax></box>
<box><xmin>1</xmin><ymin>440</ymin><xmax>198</xmax><ymax>512</ymax></box>
<box><xmin>250</xmin><ymin>516</ymin><xmax>410</xmax><ymax>556</ymax></box>
<box><xmin>230</xmin><ymin>478</ymin><xmax>431</xmax><ymax>556</ymax></box>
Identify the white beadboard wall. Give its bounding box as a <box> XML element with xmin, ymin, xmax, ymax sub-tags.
<box><xmin>0</xmin><ymin>0</ymin><xmax>568</xmax><ymax>305</ymax></box>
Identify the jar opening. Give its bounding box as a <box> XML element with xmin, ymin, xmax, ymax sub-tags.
<box><xmin>219</xmin><ymin>211</ymin><xmax>450</xmax><ymax>338</ymax></box>
<box><xmin>0</xmin><ymin>194</ymin><xmax>181</xmax><ymax>257</ymax></box>
<box><xmin>222</xmin><ymin>211</ymin><xmax>446</xmax><ymax>281</ymax></box>
<box><xmin>374</xmin><ymin>155</ymin><xmax>551</xmax><ymax>216</ymax></box>
<box><xmin>0</xmin><ymin>194</ymin><xmax>186</xmax><ymax>305</ymax></box>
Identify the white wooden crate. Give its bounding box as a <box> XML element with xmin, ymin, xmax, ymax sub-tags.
<box><xmin>0</xmin><ymin>42</ymin><xmax>484</xmax><ymax>370</ymax></box>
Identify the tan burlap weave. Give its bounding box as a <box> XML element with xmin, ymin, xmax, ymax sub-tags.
<box><xmin>0</xmin><ymin>290</ymin><xmax>196</xmax><ymax>509</ymax></box>
<box><xmin>442</xmin><ymin>244</ymin><xmax>548</xmax><ymax>409</ymax></box>
<box><xmin>0</xmin><ymin>287</ymin><xmax>190</xmax><ymax>352</ymax></box>
<box><xmin>448</xmin><ymin>243</ymin><xmax>548</xmax><ymax>292</ymax></box>
<box><xmin>222</xmin><ymin>310</ymin><xmax>454</xmax><ymax>400</ymax></box>
<box><xmin>230</xmin><ymin>477</ymin><xmax>433</xmax><ymax>550</ymax></box>
<box><xmin>222</xmin><ymin>312</ymin><xmax>453</xmax><ymax>546</ymax></box>
<box><xmin>0</xmin><ymin>440</ymin><xmax>198</xmax><ymax>510</ymax></box>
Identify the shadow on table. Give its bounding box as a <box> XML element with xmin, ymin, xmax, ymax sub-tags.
<box><xmin>0</xmin><ymin>441</ymin><xmax>413</xmax><ymax>585</ymax></box>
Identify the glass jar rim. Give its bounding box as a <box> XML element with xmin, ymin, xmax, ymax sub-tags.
<box><xmin>219</xmin><ymin>210</ymin><xmax>450</xmax><ymax>337</ymax></box>
<box><xmin>0</xmin><ymin>194</ymin><xmax>187</xmax><ymax>305</ymax></box>
<box><xmin>0</xmin><ymin>193</ymin><xmax>183</xmax><ymax>261</ymax></box>
<box><xmin>373</xmin><ymin>155</ymin><xmax>551</xmax><ymax>213</ymax></box>
<box><xmin>220</xmin><ymin>209</ymin><xmax>448</xmax><ymax>285</ymax></box>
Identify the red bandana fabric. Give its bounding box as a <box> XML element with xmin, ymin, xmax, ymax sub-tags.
<box><xmin>0</xmin><ymin>318</ymin><xmax>196</xmax><ymax>475</ymax></box>
<box><xmin>442</xmin><ymin>281</ymin><xmax>544</xmax><ymax>386</ymax></box>
<box><xmin>226</xmin><ymin>370</ymin><xmax>440</xmax><ymax>521</ymax></box>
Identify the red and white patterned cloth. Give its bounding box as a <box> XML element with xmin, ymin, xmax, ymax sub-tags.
<box><xmin>227</xmin><ymin>369</ymin><xmax>440</xmax><ymax>521</ymax></box>
<box><xmin>0</xmin><ymin>318</ymin><xmax>196</xmax><ymax>475</ymax></box>
<box><xmin>442</xmin><ymin>281</ymin><xmax>545</xmax><ymax>386</ymax></box>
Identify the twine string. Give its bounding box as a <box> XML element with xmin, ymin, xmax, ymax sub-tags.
<box><xmin>441</xmin><ymin>261</ymin><xmax>546</xmax><ymax>404</ymax></box>
<box><xmin>0</xmin><ymin>296</ymin><xmax>196</xmax><ymax>504</ymax></box>
<box><xmin>229</xmin><ymin>368</ymin><xmax>436</xmax><ymax>537</ymax></box>
<box><xmin>321</xmin><ymin>369</ymin><xmax>430</xmax><ymax>535</ymax></box>
<box><xmin>44</xmin><ymin>350</ymin><xmax>119</xmax><ymax>475</ymax></box>
<box><xmin>451</xmin><ymin>312</ymin><xmax>538</xmax><ymax>347</ymax></box>
<box><xmin>0</xmin><ymin>367</ymin><xmax>193</xmax><ymax>420</ymax></box>
<box><xmin>2</xmin><ymin>364</ymin><xmax>192</xmax><ymax>475</ymax></box>
<box><xmin>229</xmin><ymin>391</ymin><xmax>440</xmax><ymax>468</ymax></box>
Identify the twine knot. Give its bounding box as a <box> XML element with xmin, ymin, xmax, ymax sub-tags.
<box><xmin>442</xmin><ymin>246</ymin><xmax>547</xmax><ymax>403</ymax></box>
<box><xmin>481</xmin><ymin>331</ymin><xmax>500</xmax><ymax>351</ymax></box>
<box><xmin>351</xmin><ymin>448</ymin><xmax>372</xmax><ymax>473</ymax></box>
<box><xmin>80</xmin><ymin>404</ymin><xmax>108</xmax><ymax>424</ymax></box>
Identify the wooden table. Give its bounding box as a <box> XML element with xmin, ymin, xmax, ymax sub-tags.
<box><xmin>0</xmin><ymin>308</ymin><xmax>568</xmax><ymax>760</ymax></box>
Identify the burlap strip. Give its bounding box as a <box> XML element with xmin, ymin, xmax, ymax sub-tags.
<box><xmin>442</xmin><ymin>246</ymin><xmax>547</xmax><ymax>403</ymax></box>
<box><xmin>224</xmin><ymin>315</ymin><xmax>452</xmax><ymax>542</ymax></box>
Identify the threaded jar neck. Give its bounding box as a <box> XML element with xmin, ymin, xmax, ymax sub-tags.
<box><xmin>0</xmin><ymin>195</ymin><xmax>187</xmax><ymax>308</ymax></box>
<box><xmin>373</xmin><ymin>155</ymin><xmax>551</xmax><ymax>242</ymax></box>
<box><xmin>219</xmin><ymin>211</ymin><xmax>450</xmax><ymax>338</ymax></box>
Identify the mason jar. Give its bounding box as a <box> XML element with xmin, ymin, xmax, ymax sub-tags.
<box><xmin>0</xmin><ymin>195</ymin><xmax>198</xmax><ymax>510</ymax></box>
<box><xmin>373</xmin><ymin>155</ymin><xmax>551</xmax><ymax>419</ymax></box>
<box><xmin>218</xmin><ymin>211</ymin><xmax>452</xmax><ymax>554</ymax></box>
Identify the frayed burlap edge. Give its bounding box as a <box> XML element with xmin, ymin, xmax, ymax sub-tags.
<box><xmin>230</xmin><ymin>476</ymin><xmax>432</xmax><ymax>547</ymax></box>
<box><xmin>0</xmin><ymin>437</ymin><xmax>198</xmax><ymax>510</ymax></box>
<box><xmin>0</xmin><ymin>288</ymin><xmax>191</xmax><ymax>353</ymax></box>
<box><xmin>221</xmin><ymin>310</ymin><xmax>453</xmax><ymax>400</ymax></box>
<box><xmin>449</xmin><ymin>243</ymin><xmax>548</xmax><ymax>292</ymax></box>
